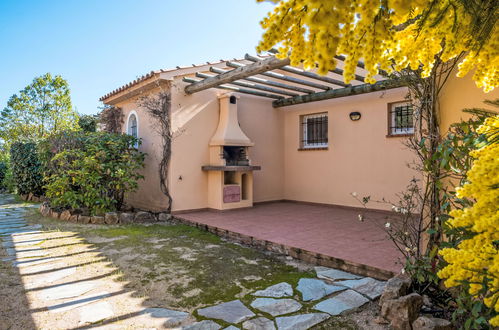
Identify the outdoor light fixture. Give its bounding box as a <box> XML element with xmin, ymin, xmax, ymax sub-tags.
<box><xmin>349</xmin><ymin>112</ymin><xmax>361</xmax><ymax>121</ymax></box>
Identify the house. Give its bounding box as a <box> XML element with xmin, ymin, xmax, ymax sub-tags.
<box><xmin>100</xmin><ymin>55</ymin><xmax>497</xmax><ymax>214</ymax></box>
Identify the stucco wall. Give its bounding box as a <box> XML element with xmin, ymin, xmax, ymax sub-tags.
<box><xmin>114</xmin><ymin>87</ymin><xmax>169</xmax><ymax>212</ymax></box>
<box><xmin>169</xmin><ymin>79</ymin><xmax>284</xmax><ymax>212</ymax></box>
<box><xmin>282</xmin><ymin>87</ymin><xmax>419</xmax><ymax>210</ymax></box>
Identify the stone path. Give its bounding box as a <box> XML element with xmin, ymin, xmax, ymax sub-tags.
<box><xmin>0</xmin><ymin>194</ymin><xmax>386</xmax><ymax>329</ymax></box>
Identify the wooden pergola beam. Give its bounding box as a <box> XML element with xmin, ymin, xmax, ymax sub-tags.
<box><xmin>273</xmin><ymin>79</ymin><xmax>406</xmax><ymax>108</ymax></box>
<box><xmin>184</xmin><ymin>56</ymin><xmax>289</xmax><ymax>94</ymax></box>
<box><xmin>210</xmin><ymin>67</ymin><xmax>314</xmax><ymax>94</ymax></box>
<box><xmin>195</xmin><ymin>72</ymin><xmax>299</xmax><ymax>97</ymax></box>
<box><xmin>227</xmin><ymin>61</ymin><xmax>331</xmax><ymax>91</ymax></box>
<box><xmin>245</xmin><ymin>54</ymin><xmax>349</xmax><ymax>87</ymax></box>
<box><xmin>183</xmin><ymin>77</ymin><xmax>284</xmax><ymax>99</ymax></box>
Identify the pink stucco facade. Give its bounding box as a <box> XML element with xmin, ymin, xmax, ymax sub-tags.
<box><xmin>102</xmin><ymin>63</ymin><xmax>498</xmax><ymax>213</ymax></box>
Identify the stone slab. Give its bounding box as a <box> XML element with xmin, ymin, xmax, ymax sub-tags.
<box><xmin>243</xmin><ymin>316</ymin><xmax>276</xmax><ymax>330</ymax></box>
<box><xmin>336</xmin><ymin>277</ymin><xmax>386</xmax><ymax>300</ymax></box>
<box><xmin>252</xmin><ymin>282</ymin><xmax>293</xmax><ymax>298</ymax></box>
<box><xmin>27</xmin><ymin>266</ymin><xmax>76</xmax><ymax>288</ymax></box>
<box><xmin>139</xmin><ymin>307</ymin><xmax>190</xmax><ymax>328</ymax></box>
<box><xmin>78</xmin><ymin>301</ymin><xmax>114</xmax><ymax>324</ymax></box>
<box><xmin>313</xmin><ymin>289</ymin><xmax>369</xmax><ymax>315</ymax></box>
<box><xmin>296</xmin><ymin>278</ymin><xmax>346</xmax><ymax>301</ymax></box>
<box><xmin>224</xmin><ymin>326</ymin><xmax>240</xmax><ymax>330</ymax></box>
<box><xmin>315</xmin><ymin>267</ymin><xmax>363</xmax><ymax>281</ymax></box>
<box><xmin>14</xmin><ymin>257</ymin><xmax>63</xmax><ymax>268</ymax></box>
<box><xmin>250</xmin><ymin>298</ymin><xmax>302</xmax><ymax>316</ymax></box>
<box><xmin>48</xmin><ymin>291</ymin><xmax>111</xmax><ymax>313</ymax></box>
<box><xmin>183</xmin><ymin>320</ymin><xmax>221</xmax><ymax>330</ymax></box>
<box><xmin>39</xmin><ymin>281</ymin><xmax>96</xmax><ymax>300</ymax></box>
<box><xmin>197</xmin><ymin>299</ymin><xmax>255</xmax><ymax>324</ymax></box>
<box><xmin>275</xmin><ymin>313</ymin><xmax>329</xmax><ymax>330</ymax></box>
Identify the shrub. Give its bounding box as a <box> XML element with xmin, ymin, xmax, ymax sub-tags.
<box><xmin>438</xmin><ymin>116</ymin><xmax>499</xmax><ymax>328</ymax></box>
<box><xmin>40</xmin><ymin>131</ymin><xmax>145</xmax><ymax>215</ymax></box>
<box><xmin>0</xmin><ymin>161</ymin><xmax>7</xmax><ymax>189</ymax></box>
<box><xmin>9</xmin><ymin>142</ymin><xmax>44</xmax><ymax>196</ymax></box>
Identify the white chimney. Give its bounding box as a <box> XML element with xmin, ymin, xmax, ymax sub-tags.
<box><xmin>210</xmin><ymin>93</ymin><xmax>254</xmax><ymax>146</ymax></box>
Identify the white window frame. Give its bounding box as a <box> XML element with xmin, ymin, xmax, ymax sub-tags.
<box><xmin>302</xmin><ymin>112</ymin><xmax>328</xmax><ymax>149</ymax></box>
<box><xmin>389</xmin><ymin>102</ymin><xmax>414</xmax><ymax>136</ymax></box>
<box><xmin>126</xmin><ymin>110</ymin><xmax>139</xmax><ymax>147</ymax></box>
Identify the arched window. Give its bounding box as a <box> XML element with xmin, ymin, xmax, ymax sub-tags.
<box><xmin>127</xmin><ymin>112</ymin><xmax>138</xmax><ymax>138</ymax></box>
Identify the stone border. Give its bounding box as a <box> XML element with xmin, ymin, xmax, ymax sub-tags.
<box><xmin>39</xmin><ymin>202</ymin><xmax>173</xmax><ymax>225</ymax></box>
<box><xmin>173</xmin><ymin>215</ymin><xmax>396</xmax><ymax>281</ymax></box>
<box><xmin>20</xmin><ymin>193</ymin><xmax>45</xmax><ymax>203</ymax></box>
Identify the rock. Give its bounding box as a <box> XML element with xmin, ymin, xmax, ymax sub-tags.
<box><xmin>381</xmin><ymin>293</ymin><xmax>423</xmax><ymax>330</ymax></box>
<box><xmin>39</xmin><ymin>203</ymin><xmax>50</xmax><ymax>217</ymax></box>
<box><xmin>252</xmin><ymin>282</ymin><xmax>293</xmax><ymax>298</ymax></box>
<box><xmin>59</xmin><ymin>210</ymin><xmax>71</xmax><ymax>221</ymax></box>
<box><xmin>78</xmin><ymin>301</ymin><xmax>114</xmax><ymax>325</ymax></box>
<box><xmin>224</xmin><ymin>327</ymin><xmax>239</xmax><ymax>330</ymax></box>
<box><xmin>197</xmin><ymin>300</ymin><xmax>255</xmax><ymax>324</ymax></box>
<box><xmin>183</xmin><ymin>320</ymin><xmax>221</xmax><ymax>330</ymax></box>
<box><xmin>105</xmin><ymin>212</ymin><xmax>119</xmax><ymax>224</ymax></box>
<box><xmin>134</xmin><ymin>211</ymin><xmax>155</xmax><ymax>222</ymax></box>
<box><xmin>380</xmin><ymin>274</ymin><xmax>412</xmax><ymax>306</ymax></box>
<box><xmin>139</xmin><ymin>307</ymin><xmax>190</xmax><ymax>328</ymax></box>
<box><xmin>49</xmin><ymin>210</ymin><xmax>60</xmax><ymax>219</ymax></box>
<box><xmin>120</xmin><ymin>212</ymin><xmax>135</xmax><ymax>223</ymax></box>
<box><xmin>250</xmin><ymin>298</ymin><xmax>302</xmax><ymax>316</ymax></box>
<box><xmin>412</xmin><ymin>316</ymin><xmax>452</xmax><ymax>330</ymax></box>
<box><xmin>27</xmin><ymin>193</ymin><xmax>33</xmax><ymax>201</ymax></box>
<box><xmin>90</xmin><ymin>215</ymin><xmax>105</xmax><ymax>224</ymax></box>
<box><xmin>296</xmin><ymin>278</ymin><xmax>346</xmax><ymax>301</ymax></box>
<box><xmin>313</xmin><ymin>289</ymin><xmax>369</xmax><ymax>315</ymax></box>
<box><xmin>79</xmin><ymin>215</ymin><xmax>91</xmax><ymax>224</ymax></box>
<box><xmin>69</xmin><ymin>214</ymin><xmax>79</xmax><ymax>222</ymax></box>
<box><xmin>336</xmin><ymin>277</ymin><xmax>386</xmax><ymax>300</ymax></box>
<box><xmin>315</xmin><ymin>267</ymin><xmax>363</xmax><ymax>281</ymax></box>
<box><xmin>158</xmin><ymin>212</ymin><xmax>173</xmax><ymax>222</ymax></box>
<box><xmin>275</xmin><ymin>313</ymin><xmax>329</xmax><ymax>330</ymax></box>
<box><xmin>31</xmin><ymin>196</ymin><xmax>40</xmax><ymax>202</ymax></box>
<box><xmin>243</xmin><ymin>316</ymin><xmax>276</xmax><ymax>330</ymax></box>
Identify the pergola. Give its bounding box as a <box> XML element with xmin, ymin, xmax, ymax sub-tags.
<box><xmin>182</xmin><ymin>50</ymin><xmax>405</xmax><ymax>108</ymax></box>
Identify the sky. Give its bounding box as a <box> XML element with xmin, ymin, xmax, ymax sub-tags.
<box><xmin>0</xmin><ymin>0</ymin><xmax>274</xmax><ymax>115</ymax></box>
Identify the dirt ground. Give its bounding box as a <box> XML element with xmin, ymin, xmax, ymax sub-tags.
<box><xmin>0</xmin><ymin>195</ymin><xmax>388</xmax><ymax>329</ymax></box>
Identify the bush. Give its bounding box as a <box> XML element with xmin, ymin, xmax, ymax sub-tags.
<box><xmin>0</xmin><ymin>161</ymin><xmax>7</xmax><ymax>189</ymax></box>
<box><xmin>40</xmin><ymin>131</ymin><xmax>145</xmax><ymax>215</ymax></box>
<box><xmin>10</xmin><ymin>142</ymin><xmax>44</xmax><ymax>196</ymax></box>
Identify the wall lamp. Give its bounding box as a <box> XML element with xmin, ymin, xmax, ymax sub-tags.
<box><xmin>349</xmin><ymin>112</ymin><xmax>362</xmax><ymax>121</ymax></box>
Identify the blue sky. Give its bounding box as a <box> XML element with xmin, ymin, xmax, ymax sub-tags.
<box><xmin>0</xmin><ymin>0</ymin><xmax>274</xmax><ymax>115</ymax></box>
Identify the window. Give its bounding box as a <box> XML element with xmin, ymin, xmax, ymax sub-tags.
<box><xmin>388</xmin><ymin>102</ymin><xmax>414</xmax><ymax>136</ymax></box>
<box><xmin>127</xmin><ymin>112</ymin><xmax>138</xmax><ymax>138</ymax></box>
<box><xmin>301</xmin><ymin>112</ymin><xmax>328</xmax><ymax>149</ymax></box>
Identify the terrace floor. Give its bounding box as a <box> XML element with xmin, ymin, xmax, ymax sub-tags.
<box><xmin>176</xmin><ymin>201</ymin><xmax>403</xmax><ymax>279</ymax></box>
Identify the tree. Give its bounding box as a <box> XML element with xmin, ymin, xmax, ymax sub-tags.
<box><xmin>78</xmin><ymin>113</ymin><xmax>99</xmax><ymax>132</ymax></box>
<box><xmin>0</xmin><ymin>73</ymin><xmax>79</xmax><ymax>146</ymax></box>
<box><xmin>257</xmin><ymin>0</ymin><xmax>498</xmax><ymax>92</ymax></box>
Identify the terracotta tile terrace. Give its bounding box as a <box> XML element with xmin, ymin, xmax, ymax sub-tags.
<box><xmin>175</xmin><ymin>201</ymin><xmax>403</xmax><ymax>280</ymax></box>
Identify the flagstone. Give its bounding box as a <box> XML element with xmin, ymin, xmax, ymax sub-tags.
<box><xmin>14</xmin><ymin>257</ymin><xmax>62</xmax><ymax>268</ymax></box>
<box><xmin>250</xmin><ymin>298</ymin><xmax>302</xmax><ymax>316</ymax></box>
<box><xmin>313</xmin><ymin>290</ymin><xmax>369</xmax><ymax>315</ymax></box>
<box><xmin>183</xmin><ymin>320</ymin><xmax>221</xmax><ymax>330</ymax></box>
<box><xmin>314</xmin><ymin>267</ymin><xmax>363</xmax><ymax>282</ymax></box>
<box><xmin>335</xmin><ymin>277</ymin><xmax>386</xmax><ymax>300</ymax></box>
<box><xmin>252</xmin><ymin>282</ymin><xmax>293</xmax><ymax>298</ymax></box>
<box><xmin>138</xmin><ymin>307</ymin><xmax>190</xmax><ymax>328</ymax></box>
<box><xmin>48</xmin><ymin>291</ymin><xmax>111</xmax><ymax>313</ymax></box>
<box><xmin>274</xmin><ymin>313</ymin><xmax>329</xmax><ymax>330</ymax></box>
<box><xmin>78</xmin><ymin>301</ymin><xmax>114</xmax><ymax>325</ymax></box>
<box><xmin>197</xmin><ymin>300</ymin><xmax>255</xmax><ymax>324</ymax></box>
<box><xmin>39</xmin><ymin>281</ymin><xmax>96</xmax><ymax>300</ymax></box>
<box><xmin>26</xmin><ymin>266</ymin><xmax>76</xmax><ymax>288</ymax></box>
<box><xmin>242</xmin><ymin>317</ymin><xmax>276</xmax><ymax>330</ymax></box>
<box><xmin>296</xmin><ymin>278</ymin><xmax>346</xmax><ymax>301</ymax></box>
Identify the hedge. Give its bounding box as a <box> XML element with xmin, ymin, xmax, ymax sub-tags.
<box><xmin>10</xmin><ymin>142</ymin><xmax>44</xmax><ymax>196</ymax></box>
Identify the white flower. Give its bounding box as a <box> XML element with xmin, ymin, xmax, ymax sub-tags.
<box><xmin>358</xmin><ymin>214</ymin><xmax>364</xmax><ymax>222</ymax></box>
<box><xmin>351</xmin><ymin>192</ymin><xmax>358</xmax><ymax>197</ymax></box>
<box><xmin>404</xmin><ymin>232</ymin><xmax>409</xmax><ymax>236</ymax></box>
<box><xmin>385</xmin><ymin>222</ymin><xmax>391</xmax><ymax>228</ymax></box>
<box><xmin>405</xmin><ymin>247</ymin><xmax>411</xmax><ymax>252</ymax></box>
<box><xmin>391</xmin><ymin>206</ymin><xmax>400</xmax><ymax>213</ymax></box>
<box><xmin>400</xmin><ymin>207</ymin><xmax>408</xmax><ymax>214</ymax></box>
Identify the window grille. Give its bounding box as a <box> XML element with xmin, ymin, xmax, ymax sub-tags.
<box><xmin>301</xmin><ymin>113</ymin><xmax>328</xmax><ymax>148</ymax></box>
<box><xmin>389</xmin><ymin>103</ymin><xmax>414</xmax><ymax>135</ymax></box>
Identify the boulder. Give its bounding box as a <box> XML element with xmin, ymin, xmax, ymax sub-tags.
<box><xmin>120</xmin><ymin>212</ymin><xmax>135</xmax><ymax>224</ymax></box>
<box><xmin>69</xmin><ymin>214</ymin><xmax>79</xmax><ymax>223</ymax></box>
<box><xmin>91</xmin><ymin>216</ymin><xmax>105</xmax><ymax>224</ymax></box>
<box><xmin>105</xmin><ymin>212</ymin><xmax>119</xmax><ymax>225</ymax></box>
<box><xmin>134</xmin><ymin>211</ymin><xmax>155</xmax><ymax>223</ymax></box>
<box><xmin>60</xmin><ymin>210</ymin><xmax>72</xmax><ymax>221</ymax></box>
<box><xmin>381</xmin><ymin>293</ymin><xmax>423</xmax><ymax>330</ymax></box>
<box><xmin>79</xmin><ymin>215</ymin><xmax>91</xmax><ymax>224</ymax></box>
<box><xmin>412</xmin><ymin>316</ymin><xmax>452</xmax><ymax>330</ymax></box>
<box><xmin>380</xmin><ymin>273</ymin><xmax>412</xmax><ymax>306</ymax></box>
<box><xmin>158</xmin><ymin>212</ymin><xmax>173</xmax><ymax>222</ymax></box>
